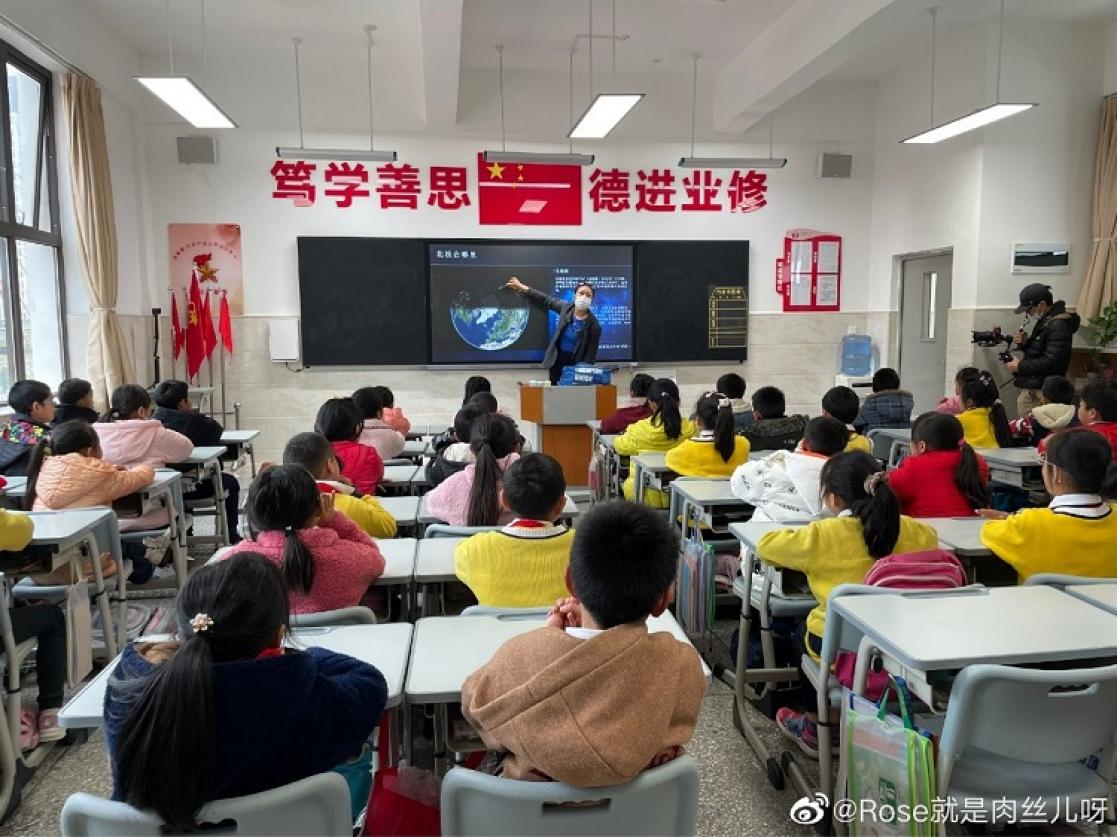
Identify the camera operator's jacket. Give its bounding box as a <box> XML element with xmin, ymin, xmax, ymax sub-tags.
<box><xmin>1015</xmin><ymin>301</ymin><xmax>1081</xmax><ymax>390</ymax></box>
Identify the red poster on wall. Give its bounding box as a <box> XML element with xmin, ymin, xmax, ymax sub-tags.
<box><xmin>777</xmin><ymin>228</ymin><xmax>841</xmax><ymax>312</ymax></box>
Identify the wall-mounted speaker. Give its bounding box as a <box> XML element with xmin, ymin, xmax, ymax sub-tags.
<box><xmin>176</xmin><ymin>136</ymin><xmax>217</xmax><ymax>165</ymax></box>
<box><xmin>816</xmin><ymin>152</ymin><xmax>852</xmax><ymax>179</ymax></box>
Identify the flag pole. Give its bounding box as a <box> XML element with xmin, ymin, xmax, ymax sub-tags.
<box><xmin>218</xmin><ymin>289</ymin><xmax>227</xmax><ymax>424</ymax></box>
<box><xmin>206</xmin><ymin>289</ymin><xmax>215</xmax><ymax>416</ymax></box>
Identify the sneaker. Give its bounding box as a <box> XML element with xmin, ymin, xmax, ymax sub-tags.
<box><xmin>20</xmin><ymin>706</ymin><xmax>39</xmax><ymax>751</ymax></box>
<box><xmin>37</xmin><ymin>708</ymin><xmax>65</xmax><ymax>743</ymax></box>
<box><xmin>142</xmin><ymin>534</ymin><xmax>172</xmax><ymax>564</ymax></box>
<box><xmin>776</xmin><ymin>708</ymin><xmax>819</xmax><ymax>759</ymax></box>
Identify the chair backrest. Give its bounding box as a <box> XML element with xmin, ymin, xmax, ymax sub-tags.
<box><xmin>290</xmin><ymin>606</ymin><xmax>376</xmax><ymax>628</ymax></box>
<box><xmin>460</xmin><ymin>605</ymin><xmax>550</xmax><ymax>621</ymax></box>
<box><xmin>60</xmin><ymin>772</ymin><xmax>352</xmax><ymax>836</ymax></box>
<box><xmin>440</xmin><ymin>755</ymin><xmax>699</xmax><ymax>837</ymax></box>
<box><xmin>1022</xmin><ymin>573</ymin><xmax>1117</xmax><ymax>590</ymax></box>
<box><xmin>424</xmin><ymin>523</ymin><xmax>501</xmax><ymax>539</ymax></box>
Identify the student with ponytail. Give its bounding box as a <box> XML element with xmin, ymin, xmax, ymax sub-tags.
<box><xmin>980</xmin><ymin>428</ymin><xmax>1117</xmax><ymax>580</ymax></box>
<box><xmin>888</xmin><ymin>412</ymin><xmax>990</xmax><ymax>517</ymax></box>
<box><xmin>958</xmin><ymin>372</ymin><xmax>1013</xmax><ymax>448</ymax></box>
<box><xmin>105</xmin><ymin>553</ymin><xmax>387</xmax><ymax>832</ymax></box>
<box><xmin>424</xmin><ymin>413</ymin><xmax>521</xmax><ymax>526</ymax></box>
<box><xmin>937</xmin><ymin>366</ymin><xmax>982</xmax><ymax>416</ymax></box>
<box><xmin>94</xmin><ymin>384</ymin><xmax>193</xmax><ymax>468</ymax></box>
<box><xmin>226</xmin><ymin>465</ymin><xmax>385</xmax><ymax>614</ymax></box>
<box><xmin>758</xmin><ymin>452</ymin><xmax>937</xmax><ymax>757</ymax></box>
<box><xmin>615</xmin><ymin>379</ymin><xmax>696</xmax><ymax>507</ymax></box>
<box><xmin>666</xmin><ymin>392</ymin><xmax>750</xmax><ymax>477</ymax></box>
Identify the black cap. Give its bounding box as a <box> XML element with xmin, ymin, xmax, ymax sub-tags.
<box><xmin>1015</xmin><ymin>283</ymin><xmax>1052</xmax><ymax>314</ymax></box>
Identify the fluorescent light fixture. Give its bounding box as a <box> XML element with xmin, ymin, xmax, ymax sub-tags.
<box><xmin>135</xmin><ymin>77</ymin><xmax>236</xmax><ymax>129</ymax></box>
<box><xmin>901</xmin><ymin>102</ymin><xmax>1035</xmax><ymax>144</ymax></box>
<box><xmin>275</xmin><ymin>147</ymin><xmax>397</xmax><ymax>161</ymax></box>
<box><xmin>678</xmin><ymin>156</ymin><xmax>787</xmax><ymax>169</ymax></box>
<box><xmin>482</xmin><ymin>150</ymin><xmax>595</xmax><ymax>166</ymax></box>
<box><xmin>568</xmin><ymin>93</ymin><xmax>644</xmax><ymax>139</ymax></box>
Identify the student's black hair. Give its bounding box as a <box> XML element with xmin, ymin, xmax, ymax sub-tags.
<box><xmin>647</xmin><ymin>378</ymin><xmax>683</xmax><ymax>440</ymax></box>
<box><xmin>23</xmin><ymin>421</ymin><xmax>100</xmax><ymax>510</ymax></box>
<box><xmin>716</xmin><ymin>372</ymin><xmax>746</xmax><ymax>400</ymax></box>
<box><xmin>1046</xmin><ymin>428</ymin><xmax>1117</xmax><ymax>498</ymax></box>
<box><xmin>466</xmin><ymin>391</ymin><xmax>499</xmax><ymax>414</ymax></box>
<box><xmin>502</xmin><ymin>453</ymin><xmax>566</xmax><ymax>519</ymax></box>
<box><xmin>313</xmin><ymin>397</ymin><xmax>362</xmax><ymax>443</ymax></box>
<box><xmin>751</xmin><ymin>386</ymin><xmax>786</xmax><ymax>420</ymax></box>
<box><xmin>629</xmin><ymin>373</ymin><xmax>654</xmax><ymax>400</ymax></box>
<box><xmin>910</xmin><ymin>412</ymin><xmax>990</xmax><ymax>509</ymax></box>
<box><xmin>822</xmin><ymin>386</ymin><xmax>860</xmax><ymax>425</ymax></box>
<box><xmin>872</xmin><ymin>368</ymin><xmax>901</xmax><ymax>393</ymax></box>
<box><xmin>100</xmin><ymin>384</ymin><xmax>151</xmax><ymax>422</ymax></box>
<box><xmin>57</xmin><ymin>378</ymin><xmax>92</xmax><ymax>406</ymax></box>
<box><xmin>466</xmin><ymin>413</ymin><xmax>520</xmax><ymax>526</ymax></box>
<box><xmin>954</xmin><ymin>366</ymin><xmax>981</xmax><ymax>388</ymax></box>
<box><xmin>463</xmin><ymin>376</ymin><xmax>491</xmax><ymax>406</ymax></box>
<box><xmin>371</xmin><ymin>385</ymin><xmax>395</xmax><ymax>409</ymax></box>
<box><xmin>281</xmin><ymin>431</ymin><xmax>334</xmax><ymax>478</ymax></box>
<box><xmin>803</xmin><ymin>416</ymin><xmax>849</xmax><ymax>456</ymax></box>
<box><xmin>8</xmin><ymin>379</ymin><xmax>51</xmax><ymax>415</ymax></box>
<box><xmin>574</xmin><ymin>282</ymin><xmax>595</xmax><ymax>298</ymax></box>
<box><xmin>1041</xmin><ymin>375</ymin><xmax>1076</xmax><ymax>406</ymax></box>
<box><xmin>151</xmin><ymin>379</ymin><xmax>189</xmax><ymax>410</ymax></box>
<box><xmin>961</xmin><ymin>373</ymin><xmax>1013</xmax><ymax>447</ymax></box>
<box><xmin>114</xmin><ymin>553</ymin><xmax>289</xmax><ymax>832</ymax></box>
<box><xmin>695</xmin><ymin>392</ymin><xmax>736</xmax><ymax>462</ymax></box>
<box><xmin>350</xmin><ymin>387</ymin><xmax>384</xmax><ymax>421</ymax></box>
<box><xmin>820</xmin><ymin>452</ymin><xmax>901</xmax><ymax>559</ymax></box>
<box><xmin>245</xmin><ymin>464</ymin><xmax>321</xmax><ymax>594</ymax></box>
<box><xmin>1081</xmin><ymin>380</ymin><xmax>1117</xmax><ymax>422</ymax></box>
<box><xmin>452</xmin><ymin>402</ymin><xmax>488</xmax><ymax>443</ymax></box>
<box><xmin>569</xmin><ymin>500</ymin><xmax>679</xmax><ymax>629</ymax></box>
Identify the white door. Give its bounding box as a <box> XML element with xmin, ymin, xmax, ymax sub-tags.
<box><xmin>898</xmin><ymin>254</ymin><xmax>952</xmax><ymax>414</ymax></box>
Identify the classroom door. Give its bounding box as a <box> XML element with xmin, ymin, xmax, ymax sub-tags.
<box><xmin>898</xmin><ymin>254</ymin><xmax>952</xmax><ymax>413</ymax></box>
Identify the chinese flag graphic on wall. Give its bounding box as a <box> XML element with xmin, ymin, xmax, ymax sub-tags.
<box><xmin>476</xmin><ymin>153</ymin><xmax>582</xmax><ymax>225</ymax></box>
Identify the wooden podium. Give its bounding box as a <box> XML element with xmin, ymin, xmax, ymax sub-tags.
<box><xmin>520</xmin><ymin>384</ymin><xmax>617</xmax><ymax>487</ymax></box>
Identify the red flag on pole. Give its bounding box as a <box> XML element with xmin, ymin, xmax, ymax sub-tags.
<box><xmin>185</xmin><ymin>274</ymin><xmax>205</xmax><ymax>380</ymax></box>
<box><xmin>170</xmin><ymin>292</ymin><xmax>185</xmax><ymax>360</ymax></box>
<box><xmin>476</xmin><ymin>152</ymin><xmax>582</xmax><ymax>225</ymax></box>
<box><xmin>218</xmin><ymin>293</ymin><xmax>234</xmax><ymax>355</ymax></box>
<box><xmin>201</xmin><ymin>290</ymin><xmax>217</xmax><ymax>359</ymax></box>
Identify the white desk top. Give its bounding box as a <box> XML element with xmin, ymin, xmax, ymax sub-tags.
<box><xmin>188</xmin><ymin>386</ymin><xmax>213</xmax><ymax>395</ymax></box>
<box><xmin>1</xmin><ymin>476</ymin><xmax>26</xmax><ymax>497</ymax></box>
<box><xmin>382</xmin><ymin>465</ymin><xmax>419</xmax><ymax>485</ymax></box>
<box><xmin>601</xmin><ymin>434</ymin><xmax>618</xmax><ymax>448</ymax></box>
<box><xmin>185</xmin><ymin>445</ymin><xmax>227</xmax><ymax>464</ymax></box>
<box><xmin>585</xmin><ymin>420</ymin><xmax>601</xmax><ymax>431</ymax></box>
<box><xmin>1065</xmin><ymin>583</ymin><xmax>1117</xmax><ymax>617</ymax></box>
<box><xmin>379</xmin><ymin>495</ymin><xmax>420</xmax><ymax>525</ymax></box>
<box><xmin>419</xmin><ymin>495</ymin><xmax>577</xmax><ymax>526</ymax></box>
<box><xmin>632</xmin><ymin>452</ymin><xmax>669</xmax><ymax>470</ymax></box>
<box><xmin>729</xmin><ymin>520</ymin><xmax>808</xmax><ymax>551</ymax></box>
<box><xmin>220</xmin><ymin>429</ymin><xmax>259</xmax><ymax>444</ymax></box>
<box><xmin>402</xmin><ymin>439</ymin><xmax>429</xmax><ymax>457</ymax></box>
<box><xmin>975</xmin><ymin>447</ymin><xmax>1040</xmax><ymax>467</ymax></box>
<box><xmin>923</xmin><ymin>517</ymin><xmax>992</xmax><ymax>558</ymax></box>
<box><xmin>60</xmin><ymin>622</ymin><xmax>414</xmax><ymax>728</ymax></box>
<box><xmin>147</xmin><ymin>469</ymin><xmax>182</xmax><ymax>489</ymax></box>
<box><xmin>671</xmin><ymin>479</ymin><xmax>745</xmax><ymax>506</ymax></box>
<box><xmin>374</xmin><ymin>538</ymin><xmax>417</xmax><ymax>585</ymax></box>
<box><xmin>406</xmin><ymin>612</ymin><xmax>708</xmax><ymax>704</ymax></box>
<box><xmin>832</xmin><ymin>585</ymin><xmax>1117</xmax><ymax>671</ymax></box>
<box><xmin>415</xmin><ymin>537</ymin><xmax>465</xmax><ymax>583</ymax></box>
<box><xmin>28</xmin><ymin>508</ymin><xmax>114</xmax><ymax>545</ymax></box>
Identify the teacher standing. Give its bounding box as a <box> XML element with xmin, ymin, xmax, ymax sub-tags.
<box><xmin>504</xmin><ymin>277</ymin><xmax>601</xmax><ymax>385</ymax></box>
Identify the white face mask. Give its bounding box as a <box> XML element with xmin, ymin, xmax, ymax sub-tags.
<box><xmin>574</xmin><ymin>294</ymin><xmax>592</xmax><ymax>312</ymax></box>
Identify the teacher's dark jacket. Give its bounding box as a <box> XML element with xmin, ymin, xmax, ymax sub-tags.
<box><xmin>1014</xmin><ymin>301</ymin><xmax>1081</xmax><ymax>390</ymax></box>
<box><xmin>523</xmin><ymin>288</ymin><xmax>602</xmax><ymax>369</ymax></box>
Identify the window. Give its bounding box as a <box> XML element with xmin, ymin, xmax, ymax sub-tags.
<box><xmin>0</xmin><ymin>44</ymin><xmax>65</xmax><ymax>396</ymax></box>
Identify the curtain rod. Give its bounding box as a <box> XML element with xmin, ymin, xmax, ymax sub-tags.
<box><xmin>0</xmin><ymin>12</ymin><xmax>92</xmax><ymax>80</ymax></box>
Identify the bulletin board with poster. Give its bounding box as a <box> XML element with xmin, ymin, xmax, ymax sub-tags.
<box><xmin>168</xmin><ymin>224</ymin><xmax>244</xmax><ymax>315</ymax></box>
<box><xmin>775</xmin><ymin>229</ymin><xmax>841</xmax><ymax>312</ymax></box>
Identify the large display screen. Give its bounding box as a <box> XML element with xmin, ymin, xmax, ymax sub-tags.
<box><xmin>428</xmin><ymin>242</ymin><xmax>633</xmax><ymax>365</ymax></box>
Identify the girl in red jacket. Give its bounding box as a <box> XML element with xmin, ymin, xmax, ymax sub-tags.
<box><xmin>314</xmin><ymin>398</ymin><xmax>384</xmax><ymax>495</ymax></box>
<box><xmin>888</xmin><ymin>412</ymin><xmax>990</xmax><ymax>518</ymax></box>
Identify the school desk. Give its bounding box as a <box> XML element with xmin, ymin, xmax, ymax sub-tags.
<box><xmin>1065</xmin><ymin>583</ymin><xmax>1117</xmax><ymax>617</ymax></box>
<box><xmin>374</xmin><ymin>537</ymin><xmax>418</xmax><ymax>617</ymax></box>
<box><xmin>378</xmin><ymin>495</ymin><xmax>420</xmax><ymax>529</ymax></box>
<box><xmin>975</xmin><ymin>446</ymin><xmax>1040</xmax><ymax>488</ymax></box>
<box><xmin>401</xmin><ymin>438</ymin><xmax>431</xmax><ymax>459</ymax></box>
<box><xmin>381</xmin><ymin>464</ymin><xmax>421</xmax><ymax>494</ymax></box>
<box><xmin>136</xmin><ymin>470</ymin><xmax>189</xmax><ymax>587</ymax></box>
<box><xmin>668</xmin><ymin>478</ymin><xmax>750</xmax><ymax>540</ymax></box>
<box><xmin>866</xmin><ymin>427</ymin><xmax>912</xmax><ymax>467</ymax></box>
<box><xmin>414</xmin><ymin>536</ymin><xmax>466</xmax><ymax>618</ymax></box>
<box><xmin>182</xmin><ymin>446</ymin><xmax>230</xmax><ymax>546</ymax></box>
<box><xmin>631</xmin><ymin>452</ymin><xmax>673</xmax><ymax>503</ymax></box>
<box><xmin>219</xmin><ymin>428</ymin><xmax>259</xmax><ymax>476</ymax></box>
<box><xmin>417</xmin><ymin>495</ymin><xmax>579</xmax><ymax>527</ymax></box>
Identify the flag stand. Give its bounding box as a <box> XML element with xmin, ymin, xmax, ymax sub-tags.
<box><xmin>150</xmin><ymin>307</ymin><xmax>162</xmax><ymax>387</ymax></box>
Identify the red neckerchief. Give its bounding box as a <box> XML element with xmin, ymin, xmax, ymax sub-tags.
<box><xmin>256</xmin><ymin>646</ymin><xmax>284</xmax><ymax>659</ymax></box>
<box><xmin>315</xmin><ymin>481</ymin><xmax>338</xmax><ymax>494</ymax></box>
<box><xmin>508</xmin><ymin>518</ymin><xmax>549</xmax><ymax>528</ymax></box>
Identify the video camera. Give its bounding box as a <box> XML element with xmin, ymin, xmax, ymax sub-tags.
<box><xmin>971</xmin><ymin>327</ymin><xmax>1015</xmax><ymax>363</ymax></box>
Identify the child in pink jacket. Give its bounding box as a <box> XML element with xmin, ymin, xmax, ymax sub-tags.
<box><xmin>352</xmin><ymin>387</ymin><xmax>406</xmax><ymax>461</ymax></box>
<box><xmin>424</xmin><ymin>414</ymin><xmax>521</xmax><ymax>527</ymax></box>
<box><xmin>226</xmin><ymin>465</ymin><xmax>385</xmax><ymax>614</ymax></box>
<box><xmin>94</xmin><ymin>385</ymin><xmax>193</xmax><ymax>468</ymax></box>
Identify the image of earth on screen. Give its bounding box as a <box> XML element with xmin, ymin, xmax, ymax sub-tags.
<box><xmin>428</xmin><ymin>243</ymin><xmax>633</xmax><ymax>364</ymax></box>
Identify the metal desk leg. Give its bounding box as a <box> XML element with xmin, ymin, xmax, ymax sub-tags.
<box><xmin>210</xmin><ymin>463</ymin><xmax>230</xmax><ymax>545</ymax></box>
<box><xmin>247</xmin><ymin>442</ymin><xmax>257</xmax><ymax>477</ymax></box>
<box><xmin>81</xmin><ymin>533</ymin><xmax>118</xmax><ymax>660</ymax></box>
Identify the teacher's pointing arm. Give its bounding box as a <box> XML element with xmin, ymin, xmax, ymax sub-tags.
<box><xmin>504</xmin><ymin>276</ymin><xmax>564</xmax><ymax>315</ymax></box>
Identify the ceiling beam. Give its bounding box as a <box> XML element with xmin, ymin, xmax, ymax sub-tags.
<box><xmin>418</xmin><ymin>0</ymin><xmax>464</xmax><ymax>128</ymax></box>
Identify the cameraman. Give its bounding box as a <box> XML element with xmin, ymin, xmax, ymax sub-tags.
<box><xmin>1003</xmin><ymin>283</ymin><xmax>1080</xmax><ymax>417</ymax></box>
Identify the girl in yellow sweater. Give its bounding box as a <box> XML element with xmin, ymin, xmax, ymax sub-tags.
<box><xmin>666</xmin><ymin>392</ymin><xmax>750</xmax><ymax>477</ymax></box>
<box><xmin>957</xmin><ymin>373</ymin><xmax>1013</xmax><ymax>449</ymax></box>
<box><xmin>615</xmin><ymin>379</ymin><xmax>696</xmax><ymax>507</ymax></box>
<box><xmin>757</xmin><ymin>451</ymin><xmax>937</xmax><ymax>757</ymax></box>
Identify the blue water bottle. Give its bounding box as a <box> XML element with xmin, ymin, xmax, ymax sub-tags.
<box><xmin>840</xmin><ymin>329</ymin><xmax>873</xmax><ymax>377</ymax></box>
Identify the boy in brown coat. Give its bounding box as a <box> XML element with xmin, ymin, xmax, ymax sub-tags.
<box><xmin>461</xmin><ymin>500</ymin><xmax>706</xmax><ymax>786</ymax></box>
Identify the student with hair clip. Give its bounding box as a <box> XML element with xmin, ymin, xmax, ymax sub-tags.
<box><xmin>314</xmin><ymin>397</ymin><xmax>384</xmax><ymax>496</ymax></box>
<box><xmin>104</xmin><ymin>553</ymin><xmax>387</xmax><ymax>832</ymax></box>
<box><xmin>95</xmin><ymin>384</ymin><xmax>193</xmax><ymax>469</ymax></box>
<box><xmin>352</xmin><ymin>386</ymin><xmax>406</xmax><ymax>461</ymax></box>
<box><xmin>980</xmin><ymin>429</ymin><xmax>1117</xmax><ymax>579</ymax></box>
<box><xmin>666</xmin><ymin>392</ymin><xmax>750</xmax><ymax>477</ymax></box>
<box><xmin>759</xmin><ymin>452</ymin><xmax>937</xmax><ymax>757</ymax></box>
<box><xmin>424</xmin><ymin>413</ymin><xmax>521</xmax><ymax>526</ymax></box>
<box><xmin>937</xmin><ymin>367</ymin><xmax>982</xmax><ymax>416</ymax></box>
<box><xmin>958</xmin><ymin>372</ymin><xmax>1013</xmax><ymax>448</ymax></box>
<box><xmin>462</xmin><ymin>376</ymin><xmax>492</xmax><ymax>407</ymax></box>
<box><xmin>615</xmin><ymin>379</ymin><xmax>696</xmax><ymax>507</ymax></box>
<box><xmin>600</xmin><ymin>373</ymin><xmax>654</xmax><ymax>434</ymax></box>
<box><xmin>225</xmin><ymin>464</ymin><xmax>385</xmax><ymax>613</ymax></box>
<box><xmin>888</xmin><ymin>412</ymin><xmax>990</xmax><ymax>517</ymax></box>
<box><xmin>0</xmin><ymin>379</ymin><xmax>54</xmax><ymax>474</ymax></box>
<box><xmin>372</xmin><ymin>385</ymin><xmax>411</xmax><ymax>435</ymax></box>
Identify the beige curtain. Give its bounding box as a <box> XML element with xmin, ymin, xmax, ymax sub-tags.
<box><xmin>1079</xmin><ymin>96</ymin><xmax>1117</xmax><ymax>321</ymax></box>
<box><xmin>59</xmin><ymin>74</ymin><xmax>133</xmax><ymax>410</ymax></box>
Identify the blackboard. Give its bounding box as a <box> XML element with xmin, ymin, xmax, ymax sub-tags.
<box><xmin>634</xmin><ymin>241</ymin><xmax>749</xmax><ymax>363</ymax></box>
<box><xmin>297</xmin><ymin>237</ymin><xmax>428</xmax><ymax>366</ymax></box>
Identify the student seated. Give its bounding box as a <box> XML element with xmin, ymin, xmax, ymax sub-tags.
<box><xmin>427</xmin><ymin>402</ymin><xmax>488</xmax><ymax>489</ymax></box>
<box><xmin>283</xmin><ymin>432</ymin><xmax>397</xmax><ymax>539</ymax></box>
<box><xmin>461</xmin><ymin>500</ymin><xmax>706</xmax><ymax>785</ymax></box>
<box><xmin>717</xmin><ymin>372</ymin><xmax>753</xmax><ymax>432</ymax></box>
<box><xmin>666</xmin><ymin>392</ymin><xmax>750</xmax><ymax>477</ymax></box>
<box><xmin>936</xmin><ymin>367</ymin><xmax>981</xmax><ymax>416</ymax></box>
<box><xmin>104</xmin><ymin>554</ymin><xmax>387</xmax><ymax>832</ymax></box>
<box><xmin>822</xmin><ymin>386</ymin><xmax>871</xmax><ymax>453</ymax></box>
<box><xmin>981</xmin><ymin>429</ymin><xmax>1117</xmax><ymax>579</ymax></box>
<box><xmin>372</xmin><ymin>385</ymin><xmax>411</xmax><ymax>435</ymax></box>
<box><xmin>888</xmin><ymin>413</ymin><xmax>989</xmax><ymax>518</ymax></box>
<box><xmin>1076</xmin><ymin>380</ymin><xmax>1117</xmax><ymax>459</ymax></box>
<box><xmin>424</xmin><ymin>413</ymin><xmax>520</xmax><ymax>526</ymax></box>
<box><xmin>742</xmin><ymin>386</ymin><xmax>807</xmax><ymax>452</ymax></box>
<box><xmin>0</xmin><ymin>380</ymin><xmax>54</xmax><ymax>475</ymax></box>
<box><xmin>53</xmin><ymin>378</ymin><xmax>99</xmax><ymax>425</ymax></box>
<box><xmin>600</xmin><ymin>373</ymin><xmax>654</xmax><ymax>434</ymax></box>
<box><xmin>314</xmin><ymin>398</ymin><xmax>384</xmax><ymax>496</ymax></box>
<box><xmin>226</xmin><ymin>465</ymin><xmax>385</xmax><ymax>614</ymax></box>
<box><xmin>1010</xmin><ymin>374</ymin><xmax>1078</xmax><ymax>447</ymax></box>
<box><xmin>957</xmin><ymin>373</ymin><xmax>1013</xmax><ymax>449</ymax></box>
<box><xmin>853</xmin><ymin>368</ymin><xmax>914</xmax><ymax>433</ymax></box>
<box><xmin>95</xmin><ymin>384</ymin><xmax>194</xmax><ymax>468</ymax></box>
<box><xmin>759</xmin><ymin>452</ymin><xmax>937</xmax><ymax>756</ymax></box>
<box><xmin>454</xmin><ymin>453</ymin><xmax>573</xmax><ymax>607</ymax></box>
<box><xmin>731</xmin><ymin>416</ymin><xmax>848</xmax><ymax>522</ymax></box>
<box><xmin>352</xmin><ymin>387</ymin><xmax>406</xmax><ymax>461</ymax></box>
<box><xmin>462</xmin><ymin>375</ymin><xmax>492</xmax><ymax>407</ymax></box>
<box><xmin>615</xmin><ymin>379</ymin><xmax>696</xmax><ymax>507</ymax></box>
